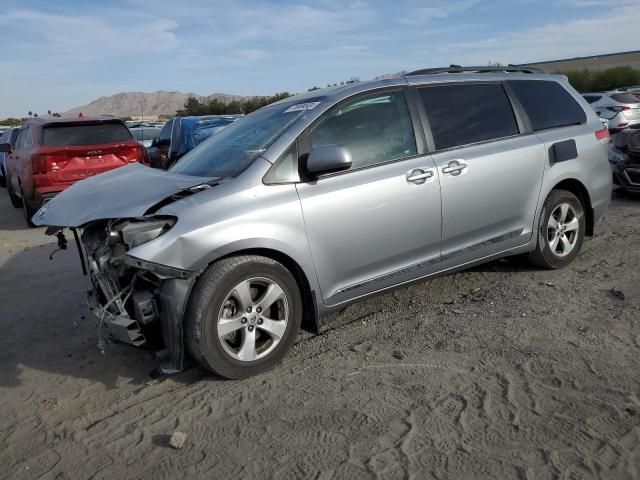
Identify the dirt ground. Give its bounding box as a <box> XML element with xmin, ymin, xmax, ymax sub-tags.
<box><xmin>1</xmin><ymin>188</ymin><xmax>639</xmax><ymax>480</ymax></box>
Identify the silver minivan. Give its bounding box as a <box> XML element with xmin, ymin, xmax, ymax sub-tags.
<box><xmin>35</xmin><ymin>67</ymin><xmax>612</xmax><ymax>379</ymax></box>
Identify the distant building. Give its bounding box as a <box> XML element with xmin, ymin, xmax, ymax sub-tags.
<box><xmin>130</xmin><ymin>114</ymin><xmax>163</xmax><ymax>121</ymax></box>
<box><xmin>523</xmin><ymin>50</ymin><xmax>640</xmax><ymax>73</ymax></box>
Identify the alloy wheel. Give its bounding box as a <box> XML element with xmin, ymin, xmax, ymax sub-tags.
<box><xmin>217</xmin><ymin>277</ymin><xmax>289</xmax><ymax>362</ymax></box>
<box><xmin>547</xmin><ymin>203</ymin><xmax>580</xmax><ymax>258</ymax></box>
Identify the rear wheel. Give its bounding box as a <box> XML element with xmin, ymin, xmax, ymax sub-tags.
<box><xmin>6</xmin><ymin>174</ymin><xmax>21</xmax><ymax>208</ymax></box>
<box><xmin>0</xmin><ymin>167</ymin><xmax>6</xmax><ymax>188</ymax></box>
<box><xmin>20</xmin><ymin>187</ymin><xmax>36</xmax><ymax>228</ymax></box>
<box><xmin>185</xmin><ymin>255</ymin><xmax>302</xmax><ymax>379</ymax></box>
<box><xmin>529</xmin><ymin>190</ymin><xmax>585</xmax><ymax>269</ymax></box>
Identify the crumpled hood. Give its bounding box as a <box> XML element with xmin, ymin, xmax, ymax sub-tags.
<box><xmin>33</xmin><ymin>163</ymin><xmax>216</xmax><ymax>227</ymax></box>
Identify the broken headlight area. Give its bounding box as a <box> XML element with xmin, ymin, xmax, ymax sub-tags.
<box><xmin>76</xmin><ymin>217</ymin><xmax>183</xmax><ymax>354</ymax></box>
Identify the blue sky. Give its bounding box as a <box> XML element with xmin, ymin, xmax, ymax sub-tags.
<box><xmin>0</xmin><ymin>0</ymin><xmax>638</xmax><ymax>117</ymax></box>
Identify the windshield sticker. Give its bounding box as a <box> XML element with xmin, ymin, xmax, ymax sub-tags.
<box><xmin>284</xmin><ymin>102</ymin><xmax>321</xmax><ymax>113</ymax></box>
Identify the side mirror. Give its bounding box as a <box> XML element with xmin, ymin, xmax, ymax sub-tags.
<box><xmin>304</xmin><ymin>145</ymin><xmax>352</xmax><ymax>177</ymax></box>
<box><xmin>0</xmin><ymin>143</ymin><xmax>11</xmax><ymax>153</ymax></box>
<box><xmin>151</xmin><ymin>137</ymin><xmax>158</xmax><ymax>148</ymax></box>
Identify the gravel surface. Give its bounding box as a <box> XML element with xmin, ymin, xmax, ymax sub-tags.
<box><xmin>1</xmin><ymin>189</ymin><xmax>639</xmax><ymax>479</ymax></box>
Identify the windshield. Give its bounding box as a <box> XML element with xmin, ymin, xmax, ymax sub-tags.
<box><xmin>131</xmin><ymin>128</ymin><xmax>161</xmax><ymax>141</ymax></box>
<box><xmin>170</xmin><ymin>103</ymin><xmax>305</xmax><ymax>177</ymax></box>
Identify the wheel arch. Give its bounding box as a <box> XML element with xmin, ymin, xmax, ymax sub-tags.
<box><xmin>549</xmin><ymin>178</ymin><xmax>594</xmax><ymax>236</ymax></box>
<box><xmin>198</xmin><ymin>247</ymin><xmax>321</xmax><ymax>334</ymax></box>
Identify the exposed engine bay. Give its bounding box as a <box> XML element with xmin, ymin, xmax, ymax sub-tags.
<box><xmin>49</xmin><ymin>216</ymin><xmax>194</xmax><ymax>373</ymax></box>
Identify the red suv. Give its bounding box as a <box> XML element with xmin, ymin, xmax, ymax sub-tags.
<box><xmin>1</xmin><ymin>117</ymin><xmax>148</xmax><ymax>226</ymax></box>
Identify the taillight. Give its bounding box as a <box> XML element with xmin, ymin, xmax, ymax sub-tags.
<box><xmin>31</xmin><ymin>154</ymin><xmax>48</xmax><ymax>174</ymax></box>
<box><xmin>595</xmin><ymin>127</ymin><xmax>610</xmax><ymax>142</ymax></box>
<box><xmin>137</xmin><ymin>145</ymin><xmax>149</xmax><ymax>165</ymax></box>
<box><xmin>118</xmin><ymin>145</ymin><xmax>147</xmax><ymax>164</ymax></box>
<box><xmin>31</xmin><ymin>153</ymin><xmax>69</xmax><ymax>174</ymax></box>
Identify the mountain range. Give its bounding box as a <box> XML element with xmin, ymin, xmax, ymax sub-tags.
<box><xmin>62</xmin><ymin>91</ymin><xmax>251</xmax><ymax>117</ymax></box>
<box><xmin>60</xmin><ymin>72</ymin><xmax>411</xmax><ymax>118</ymax></box>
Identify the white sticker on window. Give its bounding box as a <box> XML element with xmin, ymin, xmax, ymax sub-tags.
<box><xmin>284</xmin><ymin>102</ymin><xmax>321</xmax><ymax>113</ymax></box>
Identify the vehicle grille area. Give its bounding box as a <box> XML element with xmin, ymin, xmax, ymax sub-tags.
<box><xmin>82</xmin><ymin>221</ymin><xmax>161</xmax><ymax>348</ymax></box>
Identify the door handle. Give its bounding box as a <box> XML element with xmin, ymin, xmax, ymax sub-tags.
<box><xmin>406</xmin><ymin>168</ymin><xmax>434</xmax><ymax>184</ymax></box>
<box><xmin>442</xmin><ymin>160</ymin><xmax>468</xmax><ymax>176</ymax></box>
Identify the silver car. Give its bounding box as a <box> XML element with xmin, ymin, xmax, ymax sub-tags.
<box><xmin>34</xmin><ymin>67</ymin><xmax>612</xmax><ymax>379</ymax></box>
<box><xmin>582</xmin><ymin>91</ymin><xmax>640</xmax><ymax>131</ymax></box>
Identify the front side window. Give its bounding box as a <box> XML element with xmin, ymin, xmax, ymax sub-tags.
<box><xmin>508</xmin><ymin>80</ymin><xmax>587</xmax><ymax>131</ymax></box>
<box><xmin>156</xmin><ymin>121</ymin><xmax>172</xmax><ymax>146</ymax></box>
<box><xmin>24</xmin><ymin>127</ymin><xmax>33</xmax><ymax>147</ymax></box>
<box><xmin>419</xmin><ymin>83</ymin><xmax>519</xmax><ymax>151</ymax></box>
<box><xmin>15</xmin><ymin>130</ymin><xmax>26</xmax><ymax>149</ymax></box>
<box><xmin>310</xmin><ymin>90</ymin><xmax>417</xmax><ymax>171</ymax></box>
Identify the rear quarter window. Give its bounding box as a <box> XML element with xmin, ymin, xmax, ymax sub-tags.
<box><xmin>508</xmin><ymin>80</ymin><xmax>586</xmax><ymax>131</ymax></box>
<box><xmin>610</xmin><ymin>93</ymin><xmax>640</xmax><ymax>104</ymax></box>
<box><xmin>41</xmin><ymin>122</ymin><xmax>133</xmax><ymax>146</ymax></box>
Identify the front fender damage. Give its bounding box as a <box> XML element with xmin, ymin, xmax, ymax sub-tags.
<box><xmin>52</xmin><ymin>220</ymin><xmax>198</xmax><ymax>374</ymax></box>
<box><xmin>156</xmin><ymin>276</ymin><xmax>197</xmax><ymax>373</ymax></box>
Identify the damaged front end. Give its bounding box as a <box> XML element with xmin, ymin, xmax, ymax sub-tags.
<box><xmin>611</xmin><ymin>126</ymin><xmax>640</xmax><ymax>192</ymax></box>
<box><xmin>62</xmin><ymin>217</ymin><xmax>195</xmax><ymax>373</ymax></box>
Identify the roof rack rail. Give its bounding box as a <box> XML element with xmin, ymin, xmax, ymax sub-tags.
<box><xmin>405</xmin><ymin>65</ymin><xmax>542</xmax><ymax>76</ymax></box>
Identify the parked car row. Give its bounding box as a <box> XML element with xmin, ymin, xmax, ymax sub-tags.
<box><xmin>0</xmin><ymin>127</ymin><xmax>19</xmax><ymax>187</ymax></box>
<box><xmin>0</xmin><ymin>113</ymin><xmax>240</xmax><ymax>227</ymax></box>
<box><xmin>33</xmin><ymin>66</ymin><xmax>612</xmax><ymax>379</ymax></box>
<box><xmin>0</xmin><ymin>116</ymin><xmax>149</xmax><ymax>226</ymax></box>
<box><xmin>583</xmin><ymin>90</ymin><xmax>640</xmax><ymax>131</ymax></box>
<box><xmin>146</xmin><ymin>115</ymin><xmax>238</xmax><ymax>169</ymax></box>
<box><xmin>609</xmin><ymin>125</ymin><xmax>640</xmax><ymax>193</ymax></box>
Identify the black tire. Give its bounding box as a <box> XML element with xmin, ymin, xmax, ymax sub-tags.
<box><xmin>185</xmin><ymin>255</ymin><xmax>302</xmax><ymax>379</ymax></box>
<box><xmin>529</xmin><ymin>189</ymin><xmax>585</xmax><ymax>269</ymax></box>
<box><xmin>0</xmin><ymin>168</ymin><xmax>6</xmax><ymax>188</ymax></box>
<box><xmin>7</xmin><ymin>174</ymin><xmax>21</xmax><ymax>208</ymax></box>
<box><xmin>21</xmin><ymin>188</ymin><xmax>36</xmax><ymax>228</ymax></box>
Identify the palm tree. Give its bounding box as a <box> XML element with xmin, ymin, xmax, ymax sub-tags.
<box><xmin>47</xmin><ymin>110</ymin><xmax>52</xmax><ymax>116</ymax></box>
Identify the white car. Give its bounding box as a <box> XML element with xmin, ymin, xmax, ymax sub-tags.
<box><xmin>582</xmin><ymin>91</ymin><xmax>640</xmax><ymax>131</ymax></box>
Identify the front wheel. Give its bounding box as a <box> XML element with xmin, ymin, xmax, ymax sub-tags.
<box><xmin>185</xmin><ymin>255</ymin><xmax>302</xmax><ymax>379</ymax></box>
<box><xmin>529</xmin><ymin>190</ymin><xmax>585</xmax><ymax>269</ymax></box>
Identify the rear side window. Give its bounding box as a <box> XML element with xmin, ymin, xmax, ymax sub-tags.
<box><xmin>157</xmin><ymin>121</ymin><xmax>172</xmax><ymax>143</ymax></box>
<box><xmin>419</xmin><ymin>83</ymin><xmax>519</xmax><ymax>150</ymax></box>
<box><xmin>508</xmin><ymin>80</ymin><xmax>586</xmax><ymax>131</ymax></box>
<box><xmin>610</xmin><ymin>93</ymin><xmax>639</xmax><ymax>104</ymax></box>
<box><xmin>41</xmin><ymin>123</ymin><xmax>132</xmax><ymax>146</ymax></box>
